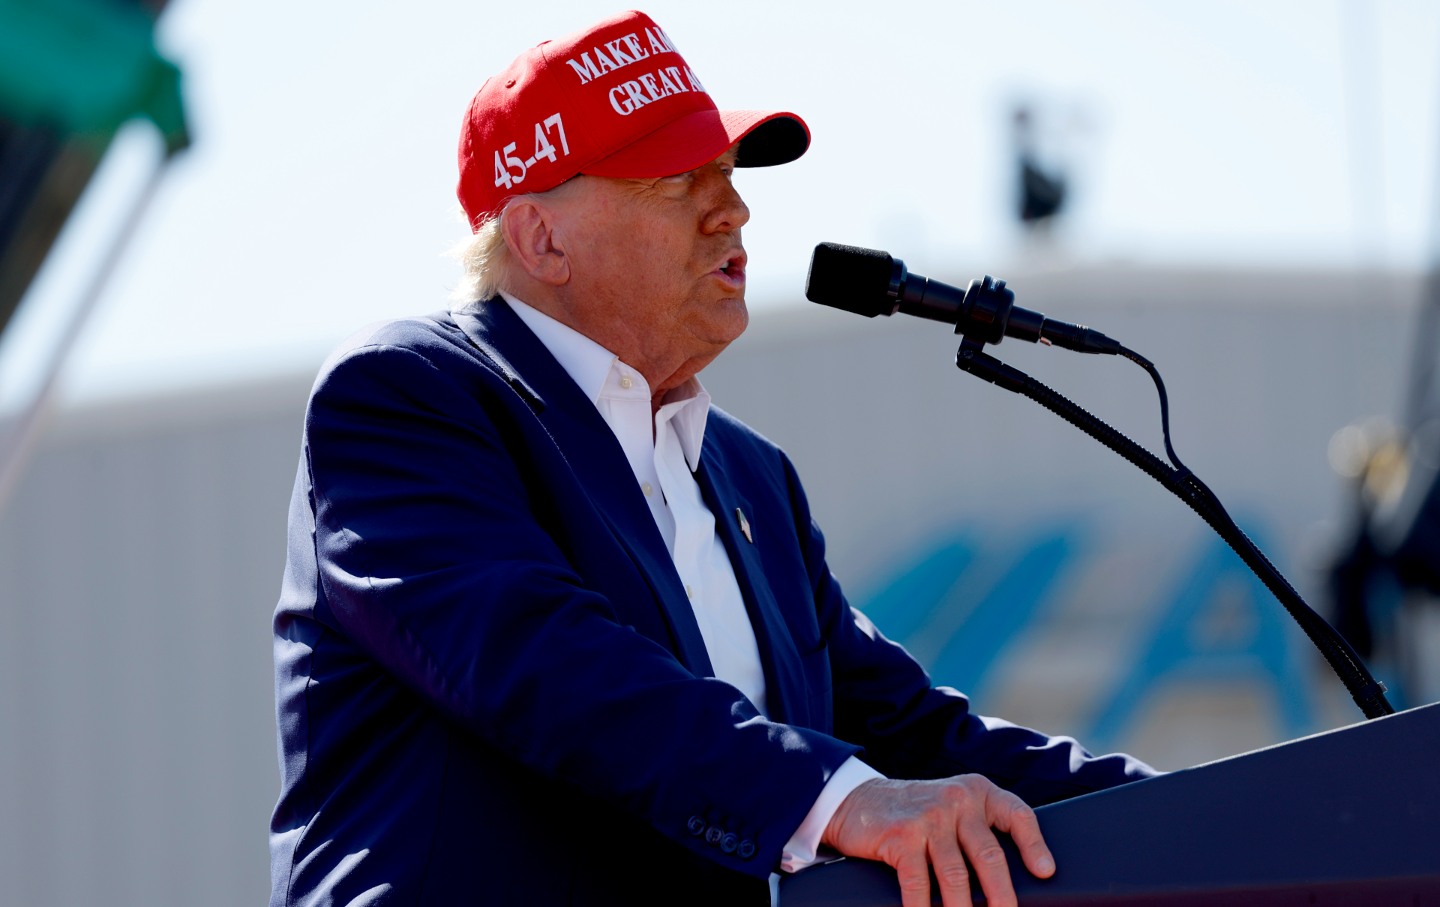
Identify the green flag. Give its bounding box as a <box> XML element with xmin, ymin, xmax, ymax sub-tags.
<box><xmin>0</xmin><ymin>0</ymin><xmax>188</xmax><ymax>153</ymax></box>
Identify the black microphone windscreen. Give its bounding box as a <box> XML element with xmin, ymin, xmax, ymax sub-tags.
<box><xmin>805</xmin><ymin>242</ymin><xmax>896</xmax><ymax>317</ymax></box>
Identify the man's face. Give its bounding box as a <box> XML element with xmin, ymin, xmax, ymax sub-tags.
<box><xmin>551</xmin><ymin>146</ymin><xmax>751</xmax><ymax>391</ymax></box>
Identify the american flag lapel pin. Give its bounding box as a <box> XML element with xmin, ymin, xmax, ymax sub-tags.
<box><xmin>735</xmin><ymin>508</ymin><xmax>753</xmax><ymax>543</ymax></box>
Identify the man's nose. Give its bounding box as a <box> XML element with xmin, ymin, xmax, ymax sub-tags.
<box><xmin>702</xmin><ymin>170</ymin><xmax>750</xmax><ymax>234</ymax></box>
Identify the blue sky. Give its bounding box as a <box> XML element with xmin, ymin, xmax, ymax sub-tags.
<box><xmin>4</xmin><ymin>0</ymin><xmax>1439</xmax><ymax>406</ymax></box>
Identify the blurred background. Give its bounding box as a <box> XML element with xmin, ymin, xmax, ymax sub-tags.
<box><xmin>4</xmin><ymin>0</ymin><xmax>1440</xmax><ymax>904</ymax></box>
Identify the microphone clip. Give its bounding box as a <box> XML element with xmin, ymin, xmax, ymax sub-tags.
<box><xmin>954</xmin><ymin>275</ymin><xmax>1035</xmax><ymax>347</ymax></box>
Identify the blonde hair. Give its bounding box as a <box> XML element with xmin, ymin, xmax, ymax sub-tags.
<box><xmin>449</xmin><ymin>212</ymin><xmax>512</xmax><ymax>307</ymax></box>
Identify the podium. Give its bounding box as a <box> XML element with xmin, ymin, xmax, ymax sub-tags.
<box><xmin>781</xmin><ymin>701</ymin><xmax>1440</xmax><ymax>905</ymax></box>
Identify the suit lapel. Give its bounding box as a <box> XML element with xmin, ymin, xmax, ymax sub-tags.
<box><xmin>449</xmin><ymin>301</ymin><xmax>714</xmax><ymax>678</ymax></box>
<box><xmin>695</xmin><ymin>444</ymin><xmax>807</xmax><ymax>725</ymax></box>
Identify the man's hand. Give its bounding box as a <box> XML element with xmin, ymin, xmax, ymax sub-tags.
<box><xmin>820</xmin><ymin>776</ymin><xmax>1055</xmax><ymax>907</ymax></box>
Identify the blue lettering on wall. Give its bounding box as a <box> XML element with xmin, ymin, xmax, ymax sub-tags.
<box><xmin>1083</xmin><ymin>525</ymin><xmax>1314</xmax><ymax>747</ymax></box>
<box><xmin>856</xmin><ymin>518</ymin><xmax>1316</xmax><ymax>749</ymax></box>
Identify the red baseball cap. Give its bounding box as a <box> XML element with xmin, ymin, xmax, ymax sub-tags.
<box><xmin>457</xmin><ymin>9</ymin><xmax>810</xmax><ymax>229</ymax></box>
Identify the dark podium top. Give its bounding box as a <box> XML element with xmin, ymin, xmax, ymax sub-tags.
<box><xmin>782</xmin><ymin>701</ymin><xmax>1440</xmax><ymax>905</ymax></box>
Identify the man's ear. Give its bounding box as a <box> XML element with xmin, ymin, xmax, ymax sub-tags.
<box><xmin>501</xmin><ymin>199</ymin><xmax>570</xmax><ymax>286</ymax></box>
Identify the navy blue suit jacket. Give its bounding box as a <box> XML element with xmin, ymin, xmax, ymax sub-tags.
<box><xmin>270</xmin><ymin>299</ymin><xmax>1153</xmax><ymax>906</ymax></box>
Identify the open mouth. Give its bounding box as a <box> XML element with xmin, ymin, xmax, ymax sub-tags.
<box><xmin>717</xmin><ymin>252</ymin><xmax>747</xmax><ymax>284</ymax></box>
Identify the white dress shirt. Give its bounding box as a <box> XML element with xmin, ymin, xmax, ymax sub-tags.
<box><xmin>496</xmin><ymin>295</ymin><xmax>880</xmax><ymax>890</ymax></box>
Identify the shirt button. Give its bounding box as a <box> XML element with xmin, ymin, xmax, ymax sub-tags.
<box><xmin>619</xmin><ymin>375</ymin><xmax>633</xmax><ymax>389</ymax></box>
<box><xmin>685</xmin><ymin>585</ymin><xmax>694</xmax><ymax>599</ymax></box>
<box><xmin>642</xmin><ymin>482</ymin><xmax>653</xmax><ymax>496</ymax></box>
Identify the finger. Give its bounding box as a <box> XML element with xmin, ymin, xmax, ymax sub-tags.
<box><xmin>954</xmin><ymin>813</ymin><xmax>1017</xmax><ymax>907</ymax></box>
<box><xmin>892</xmin><ymin>852</ymin><xmax>936</xmax><ymax>907</ymax></box>
<box><xmin>927</xmin><ymin>836</ymin><xmax>974</xmax><ymax>907</ymax></box>
<box><xmin>991</xmin><ymin>792</ymin><xmax>1056</xmax><ymax>880</ymax></box>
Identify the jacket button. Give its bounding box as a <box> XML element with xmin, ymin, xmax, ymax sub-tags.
<box><xmin>737</xmin><ymin>839</ymin><xmax>756</xmax><ymax>860</ymax></box>
<box><xmin>704</xmin><ymin>826</ymin><xmax>723</xmax><ymax>846</ymax></box>
<box><xmin>720</xmin><ymin>832</ymin><xmax>738</xmax><ymax>854</ymax></box>
<box><xmin>687</xmin><ymin>816</ymin><xmax>706</xmax><ymax>836</ymax></box>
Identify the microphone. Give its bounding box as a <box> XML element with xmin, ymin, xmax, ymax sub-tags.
<box><xmin>804</xmin><ymin>242</ymin><xmax>1121</xmax><ymax>355</ymax></box>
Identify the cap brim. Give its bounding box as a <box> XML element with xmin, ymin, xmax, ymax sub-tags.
<box><xmin>581</xmin><ymin>109</ymin><xmax>810</xmax><ymax>179</ymax></box>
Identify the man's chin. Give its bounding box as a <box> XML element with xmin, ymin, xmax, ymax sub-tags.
<box><xmin>710</xmin><ymin>298</ymin><xmax>750</xmax><ymax>344</ymax></box>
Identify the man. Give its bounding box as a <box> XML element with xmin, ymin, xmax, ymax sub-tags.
<box><xmin>269</xmin><ymin>11</ymin><xmax>1155</xmax><ymax>907</ymax></box>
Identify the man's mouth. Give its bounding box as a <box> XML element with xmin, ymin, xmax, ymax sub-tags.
<box><xmin>716</xmin><ymin>252</ymin><xmax>747</xmax><ymax>285</ymax></box>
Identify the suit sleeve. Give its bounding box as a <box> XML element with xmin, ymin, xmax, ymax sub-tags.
<box><xmin>775</xmin><ymin>451</ymin><xmax>1158</xmax><ymax>805</ymax></box>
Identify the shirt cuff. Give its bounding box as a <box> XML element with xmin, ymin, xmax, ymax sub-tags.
<box><xmin>779</xmin><ymin>756</ymin><xmax>885</xmax><ymax>873</ymax></box>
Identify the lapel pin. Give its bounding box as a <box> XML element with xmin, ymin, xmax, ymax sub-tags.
<box><xmin>735</xmin><ymin>508</ymin><xmax>753</xmax><ymax>544</ymax></box>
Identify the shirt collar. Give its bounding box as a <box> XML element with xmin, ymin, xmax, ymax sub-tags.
<box><xmin>502</xmin><ymin>292</ymin><xmax>615</xmax><ymax>403</ymax></box>
<box><xmin>654</xmin><ymin>380</ymin><xmax>711</xmax><ymax>472</ymax></box>
<box><xmin>498</xmin><ymin>293</ymin><xmax>711</xmax><ymax>470</ymax></box>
